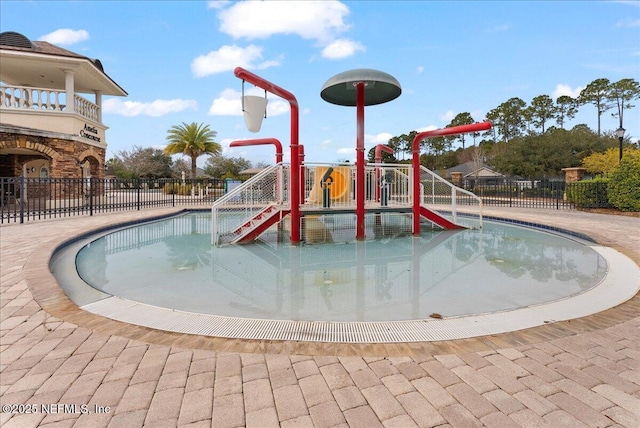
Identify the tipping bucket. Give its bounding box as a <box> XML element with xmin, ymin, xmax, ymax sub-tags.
<box><xmin>242</xmin><ymin>95</ymin><xmax>268</xmax><ymax>133</ymax></box>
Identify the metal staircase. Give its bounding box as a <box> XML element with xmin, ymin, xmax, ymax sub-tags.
<box><xmin>218</xmin><ymin>204</ymin><xmax>290</xmax><ymax>245</ymax></box>
<box><xmin>418</xmin><ymin>165</ymin><xmax>483</xmax><ymax>230</ymax></box>
<box><xmin>212</xmin><ymin>164</ymin><xmax>290</xmax><ymax>246</ymax></box>
<box><xmin>211</xmin><ymin>162</ymin><xmax>482</xmax><ymax>246</ymax></box>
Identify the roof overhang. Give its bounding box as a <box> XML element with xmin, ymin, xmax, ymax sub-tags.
<box><xmin>0</xmin><ymin>49</ymin><xmax>127</xmax><ymax>96</ymax></box>
<box><xmin>464</xmin><ymin>167</ymin><xmax>505</xmax><ymax>178</ymax></box>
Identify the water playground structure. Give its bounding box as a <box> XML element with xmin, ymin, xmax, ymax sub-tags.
<box><xmin>211</xmin><ymin>67</ymin><xmax>492</xmax><ymax>246</ymax></box>
<box><xmin>47</xmin><ymin>69</ymin><xmax>640</xmax><ymax>343</ymax></box>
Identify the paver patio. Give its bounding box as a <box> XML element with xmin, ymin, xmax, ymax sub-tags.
<box><xmin>1</xmin><ymin>207</ymin><xmax>639</xmax><ymax>427</ymax></box>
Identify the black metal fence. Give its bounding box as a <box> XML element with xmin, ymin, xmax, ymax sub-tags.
<box><xmin>1</xmin><ymin>177</ymin><xmax>614</xmax><ymax>224</ymax></box>
<box><xmin>1</xmin><ymin>177</ymin><xmax>226</xmax><ymax>224</ymax></box>
<box><xmin>467</xmin><ymin>179</ymin><xmax>570</xmax><ymax>209</ymax></box>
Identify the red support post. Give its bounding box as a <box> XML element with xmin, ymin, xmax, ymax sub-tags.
<box><xmin>233</xmin><ymin>67</ymin><xmax>301</xmax><ymax>244</ymax></box>
<box><xmin>355</xmin><ymin>82</ymin><xmax>366</xmax><ymax>241</ymax></box>
<box><xmin>411</xmin><ymin>121</ymin><xmax>492</xmax><ymax>236</ymax></box>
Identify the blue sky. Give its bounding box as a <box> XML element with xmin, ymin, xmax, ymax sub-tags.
<box><xmin>2</xmin><ymin>1</ymin><xmax>639</xmax><ymax>166</ymax></box>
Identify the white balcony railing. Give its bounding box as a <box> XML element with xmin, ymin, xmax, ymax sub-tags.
<box><xmin>74</xmin><ymin>94</ymin><xmax>99</xmax><ymax>122</ymax></box>
<box><xmin>1</xmin><ymin>84</ymin><xmax>99</xmax><ymax>123</ymax></box>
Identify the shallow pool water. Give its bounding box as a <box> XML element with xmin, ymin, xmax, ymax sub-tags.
<box><xmin>74</xmin><ymin>213</ymin><xmax>607</xmax><ymax>322</ymax></box>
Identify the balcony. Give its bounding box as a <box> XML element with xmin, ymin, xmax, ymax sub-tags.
<box><xmin>1</xmin><ymin>83</ymin><xmax>106</xmax><ymax>147</ymax></box>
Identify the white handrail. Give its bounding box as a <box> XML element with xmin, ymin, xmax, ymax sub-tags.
<box><xmin>211</xmin><ymin>163</ymin><xmax>288</xmax><ymax>245</ymax></box>
<box><xmin>419</xmin><ymin>166</ymin><xmax>483</xmax><ymax>228</ymax></box>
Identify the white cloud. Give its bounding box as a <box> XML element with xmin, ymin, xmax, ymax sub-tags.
<box><xmin>552</xmin><ymin>83</ymin><xmax>584</xmax><ymax>99</ymax></box>
<box><xmin>218</xmin><ymin>137</ymin><xmax>235</xmax><ymax>154</ymax></box>
<box><xmin>613</xmin><ymin>0</ymin><xmax>640</xmax><ymax>7</ymax></box>
<box><xmin>208</xmin><ymin>89</ymin><xmax>241</xmax><ymax>116</ymax></box>
<box><xmin>191</xmin><ymin>44</ymin><xmax>279</xmax><ymax>77</ymax></box>
<box><xmin>487</xmin><ymin>24</ymin><xmax>510</xmax><ymax>32</ymax></box>
<box><xmin>365</xmin><ymin>132</ymin><xmax>393</xmax><ymax>145</ymax></box>
<box><xmin>217</xmin><ymin>1</ymin><xmax>350</xmax><ymax>43</ymax></box>
<box><xmin>615</xmin><ymin>18</ymin><xmax>640</xmax><ymax>28</ymax></box>
<box><xmin>207</xmin><ymin>88</ymin><xmax>289</xmax><ymax>117</ymax></box>
<box><xmin>321</xmin><ymin>39</ymin><xmax>365</xmax><ymax>59</ymax></box>
<box><xmin>207</xmin><ymin>0</ymin><xmax>230</xmax><ymax>9</ymax></box>
<box><xmin>336</xmin><ymin>147</ymin><xmax>353</xmax><ymax>154</ymax></box>
<box><xmin>416</xmin><ymin>66</ymin><xmax>424</xmax><ymax>74</ymax></box>
<box><xmin>38</xmin><ymin>29</ymin><xmax>89</xmax><ymax>46</ymax></box>
<box><xmin>439</xmin><ymin>110</ymin><xmax>455</xmax><ymax>122</ymax></box>
<box><xmin>416</xmin><ymin>125</ymin><xmax>438</xmax><ymax>133</ymax></box>
<box><xmin>321</xmin><ymin>139</ymin><xmax>332</xmax><ymax>147</ymax></box>
<box><xmin>103</xmin><ymin>98</ymin><xmax>197</xmax><ymax>117</ymax></box>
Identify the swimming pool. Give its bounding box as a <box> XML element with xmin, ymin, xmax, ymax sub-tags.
<box><xmin>50</xmin><ymin>211</ymin><xmax>639</xmax><ymax>342</ymax></box>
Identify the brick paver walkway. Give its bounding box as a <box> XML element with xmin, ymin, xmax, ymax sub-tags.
<box><xmin>1</xmin><ymin>207</ymin><xmax>639</xmax><ymax>427</ymax></box>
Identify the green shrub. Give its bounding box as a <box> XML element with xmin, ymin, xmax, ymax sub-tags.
<box><xmin>608</xmin><ymin>152</ymin><xmax>640</xmax><ymax>212</ymax></box>
<box><xmin>163</xmin><ymin>183</ymin><xmax>195</xmax><ymax>195</ymax></box>
<box><xmin>566</xmin><ymin>177</ymin><xmax>612</xmax><ymax>208</ymax></box>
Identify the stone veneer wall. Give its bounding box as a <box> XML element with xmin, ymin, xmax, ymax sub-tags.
<box><xmin>561</xmin><ymin>167</ymin><xmax>586</xmax><ymax>184</ymax></box>
<box><xmin>0</xmin><ymin>132</ymin><xmax>105</xmax><ymax>178</ymax></box>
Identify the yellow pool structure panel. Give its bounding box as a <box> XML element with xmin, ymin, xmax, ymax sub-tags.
<box><xmin>306</xmin><ymin>166</ymin><xmax>351</xmax><ymax>205</ymax></box>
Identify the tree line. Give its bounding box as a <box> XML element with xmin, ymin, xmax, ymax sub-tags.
<box><xmin>109</xmin><ymin>77</ymin><xmax>638</xmax><ymax>180</ymax></box>
<box><xmin>370</xmin><ymin>77</ymin><xmax>639</xmax><ymax>177</ymax></box>
<box><xmin>107</xmin><ymin>122</ymin><xmax>260</xmax><ymax>180</ymax></box>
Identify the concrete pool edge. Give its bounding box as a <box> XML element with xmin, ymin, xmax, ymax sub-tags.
<box><xmin>38</xmin><ymin>209</ymin><xmax>640</xmax><ymax>344</ymax></box>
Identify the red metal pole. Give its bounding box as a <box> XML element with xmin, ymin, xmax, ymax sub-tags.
<box><xmin>356</xmin><ymin>82</ymin><xmax>366</xmax><ymax>240</ymax></box>
<box><xmin>411</xmin><ymin>121</ymin><xmax>492</xmax><ymax>236</ymax></box>
<box><xmin>229</xmin><ymin>138</ymin><xmax>283</xmax><ymax>164</ymax></box>
<box><xmin>375</xmin><ymin>144</ymin><xmax>394</xmax><ymax>202</ymax></box>
<box><xmin>234</xmin><ymin>67</ymin><xmax>300</xmax><ymax>244</ymax></box>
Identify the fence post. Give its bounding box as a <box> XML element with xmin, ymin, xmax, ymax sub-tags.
<box><xmin>451</xmin><ymin>187</ymin><xmax>457</xmax><ymax>223</ymax></box>
<box><xmin>508</xmin><ymin>180</ymin><xmax>513</xmax><ymax>208</ymax></box>
<box><xmin>19</xmin><ymin>176</ymin><xmax>25</xmax><ymax>224</ymax></box>
<box><xmin>137</xmin><ymin>179</ymin><xmax>141</xmax><ymax>210</ymax></box>
<box><xmin>89</xmin><ymin>177</ymin><xmax>94</xmax><ymax>216</ymax></box>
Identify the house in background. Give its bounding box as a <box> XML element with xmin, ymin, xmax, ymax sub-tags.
<box><xmin>443</xmin><ymin>161</ymin><xmax>505</xmax><ymax>188</ymax></box>
<box><xmin>0</xmin><ymin>31</ymin><xmax>127</xmax><ymax>179</ymax></box>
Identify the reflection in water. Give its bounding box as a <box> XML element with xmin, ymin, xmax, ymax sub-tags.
<box><xmin>76</xmin><ymin>213</ymin><xmax>607</xmax><ymax>322</ymax></box>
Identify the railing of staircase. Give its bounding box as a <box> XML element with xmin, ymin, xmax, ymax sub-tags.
<box><xmin>211</xmin><ymin>163</ymin><xmax>289</xmax><ymax>245</ymax></box>
<box><xmin>419</xmin><ymin>166</ymin><xmax>483</xmax><ymax>228</ymax></box>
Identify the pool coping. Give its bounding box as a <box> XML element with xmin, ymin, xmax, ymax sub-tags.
<box><xmin>38</xmin><ymin>209</ymin><xmax>640</xmax><ymax>344</ymax></box>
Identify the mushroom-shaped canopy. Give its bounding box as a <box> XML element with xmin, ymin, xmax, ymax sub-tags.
<box><xmin>320</xmin><ymin>69</ymin><xmax>401</xmax><ymax>106</ymax></box>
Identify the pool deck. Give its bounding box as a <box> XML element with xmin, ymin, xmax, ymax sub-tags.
<box><xmin>1</xmin><ymin>207</ymin><xmax>639</xmax><ymax>427</ymax></box>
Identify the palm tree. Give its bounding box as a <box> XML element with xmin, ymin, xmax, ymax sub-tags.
<box><xmin>165</xmin><ymin>122</ymin><xmax>221</xmax><ymax>179</ymax></box>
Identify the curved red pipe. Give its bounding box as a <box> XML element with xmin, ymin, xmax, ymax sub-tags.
<box><xmin>374</xmin><ymin>144</ymin><xmax>394</xmax><ymax>164</ymax></box>
<box><xmin>230</xmin><ymin>138</ymin><xmax>283</xmax><ymax>163</ymax></box>
<box><xmin>411</xmin><ymin>121</ymin><xmax>492</xmax><ymax>235</ymax></box>
<box><xmin>234</xmin><ymin>67</ymin><xmax>301</xmax><ymax>243</ymax></box>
